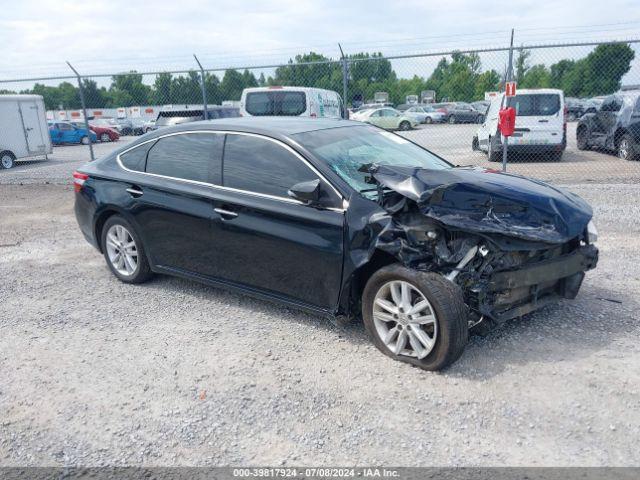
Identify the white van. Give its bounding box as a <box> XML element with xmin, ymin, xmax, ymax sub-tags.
<box><xmin>473</xmin><ymin>88</ymin><xmax>566</xmax><ymax>161</ymax></box>
<box><xmin>0</xmin><ymin>95</ymin><xmax>52</xmax><ymax>169</ymax></box>
<box><xmin>240</xmin><ymin>87</ymin><xmax>345</xmax><ymax>119</ymax></box>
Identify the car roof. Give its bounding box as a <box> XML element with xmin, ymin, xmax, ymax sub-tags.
<box><xmin>137</xmin><ymin>117</ymin><xmax>363</xmax><ymax>138</ymax></box>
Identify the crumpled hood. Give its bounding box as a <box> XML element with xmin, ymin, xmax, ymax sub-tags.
<box><xmin>372</xmin><ymin>165</ymin><xmax>593</xmax><ymax>244</ymax></box>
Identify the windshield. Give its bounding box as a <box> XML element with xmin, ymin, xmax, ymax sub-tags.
<box><xmin>294</xmin><ymin>125</ymin><xmax>451</xmax><ymax>197</ymax></box>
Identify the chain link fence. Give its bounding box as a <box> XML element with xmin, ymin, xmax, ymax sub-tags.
<box><xmin>1</xmin><ymin>39</ymin><xmax>639</xmax><ymax>183</ymax></box>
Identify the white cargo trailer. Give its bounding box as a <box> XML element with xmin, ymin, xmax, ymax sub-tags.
<box><xmin>0</xmin><ymin>94</ymin><xmax>52</xmax><ymax>169</ymax></box>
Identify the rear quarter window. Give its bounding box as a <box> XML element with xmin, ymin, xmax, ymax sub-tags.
<box><xmin>245</xmin><ymin>91</ymin><xmax>306</xmax><ymax>116</ymax></box>
<box><xmin>119</xmin><ymin>141</ymin><xmax>156</xmax><ymax>172</ymax></box>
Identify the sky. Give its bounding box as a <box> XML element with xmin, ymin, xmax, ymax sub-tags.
<box><xmin>0</xmin><ymin>0</ymin><xmax>639</xmax><ymax>86</ymax></box>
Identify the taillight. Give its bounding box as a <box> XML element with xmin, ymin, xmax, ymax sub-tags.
<box><xmin>73</xmin><ymin>171</ymin><xmax>88</xmax><ymax>192</ymax></box>
<box><xmin>310</xmin><ymin>112</ymin><xmax>317</xmax><ymax>118</ymax></box>
<box><xmin>437</xmin><ymin>108</ymin><xmax>446</xmax><ymax>113</ymax></box>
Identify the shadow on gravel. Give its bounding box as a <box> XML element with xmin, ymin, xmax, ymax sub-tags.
<box><xmin>130</xmin><ymin>271</ymin><xmax>636</xmax><ymax>378</ymax></box>
<box><xmin>447</xmin><ymin>283</ymin><xmax>637</xmax><ymax>379</ymax></box>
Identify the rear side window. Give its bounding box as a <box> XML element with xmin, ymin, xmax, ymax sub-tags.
<box><xmin>506</xmin><ymin>94</ymin><xmax>560</xmax><ymax>116</ymax></box>
<box><xmin>146</xmin><ymin>133</ymin><xmax>223</xmax><ymax>183</ymax></box>
<box><xmin>120</xmin><ymin>141</ymin><xmax>156</xmax><ymax>172</ymax></box>
<box><xmin>223</xmin><ymin>134</ymin><xmax>318</xmax><ymax>197</ymax></box>
<box><xmin>245</xmin><ymin>91</ymin><xmax>306</xmax><ymax>116</ymax></box>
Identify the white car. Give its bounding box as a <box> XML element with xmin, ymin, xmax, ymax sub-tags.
<box><xmin>473</xmin><ymin>88</ymin><xmax>566</xmax><ymax>161</ymax></box>
<box><xmin>404</xmin><ymin>105</ymin><xmax>446</xmax><ymax>124</ymax></box>
<box><xmin>240</xmin><ymin>86</ymin><xmax>344</xmax><ymax>119</ymax></box>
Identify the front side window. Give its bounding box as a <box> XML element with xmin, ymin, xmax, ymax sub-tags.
<box><xmin>223</xmin><ymin>134</ymin><xmax>318</xmax><ymax>198</ymax></box>
<box><xmin>294</xmin><ymin>125</ymin><xmax>451</xmax><ymax>198</ymax></box>
<box><xmin>145</xmin><ymin>133</ymin><xmax>223</xmax><ymax>183</ymax></box>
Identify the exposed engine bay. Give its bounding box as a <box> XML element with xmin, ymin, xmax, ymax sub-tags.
<box><xmin>343</xmin><ymin>165</ymin><xmax>599</xmax><ymax>331</ymax></box>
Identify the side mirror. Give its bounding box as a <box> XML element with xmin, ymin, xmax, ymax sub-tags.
<box><xmin>288</xmin><ymin>179</ymin><xmax>321</xmax><ymax>205</ymax></box>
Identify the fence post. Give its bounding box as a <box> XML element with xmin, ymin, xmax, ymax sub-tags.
<box><xmin>338</xmin><ymin>44</ymin><xmax>348</xmax><ymax>118</ymax></box>
<box><xmin>66</xmin><ymin>61</ymin><xmax>95</xmax><ymax>162</ymax></box>
<box><xmin>502</xmin><ymin>29</ymin><xmax>515</xmax><ymax>172</ymax></box>
<box><xmin>193</xmin><ymin>54</ymin><xmax>209</xmax><ymax>120</ymax></box>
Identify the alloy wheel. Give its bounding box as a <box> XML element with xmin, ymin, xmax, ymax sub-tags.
<box><xmin>105</xmin><ymin>224</ymin><xmax>139</xmax><ymax>276</ymax></box>
<box><xmin>372</xmin><ymin>280</ymin><xmax>438</xmax><ymax>359</ymax></box>
<box><xmin>619</xmin><ymin>139</ymin><xmax>630</xmax><ymax>160</ymax></box>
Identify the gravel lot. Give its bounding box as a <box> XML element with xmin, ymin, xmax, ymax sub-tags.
<box><xmin>1</xmin><ymin>127</ymin><xmax>640</xmax><ymax>467</ymax></box>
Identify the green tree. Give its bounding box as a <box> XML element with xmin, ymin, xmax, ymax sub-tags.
<box><xmin>514</xmin><ymin>47</ymin><xmax>531</xmax><ymax>84</ymax></box>
<box><xmin>220</xmin><ymin>69</ymin><xmax>246</xmax><ymax>100</ymax></box>
<box><xmin>579</xmin><ymin>43</ymin><xmax>635</xmax><ymax>96</ymax></box>
<box><xmin>81</xmin><ymin>79</ymin><xmax>106</xmax><ymax>108</ymax></box>
<box><xmin>170</xmin><ymin>71</ymin><xmax>202</xmax><ymax>104</ymax></box>
<box><xmin>549</xmin><ymin>59</ymin><xmax>575</xmax><ymax>90</ymax></box>
<box><xmin>474</xmin><ymin>70</ymin><xmax>501</xmax><ymax>100</ymax></box>
<box><xmin>153</xmin><ymin>72</ymin><xmax>173</xmax><ymax>104</ymax></box>
<box><xmin>520</xmin><ymin>64</ymin><xmax>551</xmax><ymax>88</ymax></box>
<box><xmin>109</xmin><ymin>72</ymin><xmax>150</xmax><ymax>106</ymax></box>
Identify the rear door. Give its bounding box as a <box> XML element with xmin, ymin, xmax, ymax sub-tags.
<box><xmin>19</xmin><ymin>99</ymin><xmax>46</xmax><ymax>154</ymax></box>
<box><xmin>208</xmin><ymin>132</ymin><xmax>344</xmax><ymax>309</ymax></box>
<box><xmin>121</xmin><ymin>132</ymin><xmax>225</xmax><ymax>276</ymax></box>
<box><xmin>506</xmin><ymin>93</ymin><xmax>563</xmax><ymax>148</ymax></box>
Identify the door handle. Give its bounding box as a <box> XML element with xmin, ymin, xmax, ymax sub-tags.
<box><xmin>538</xmin><ymin>119</ymin><xmax>549</xmax><ymax>123</ymax></box>
<box><xmin>126</xmin><ymin>187</ymin><xmax>143</xmax><ymax>197</ymax></box>
<box><xmin>214</xmin><ymin>207</ymin><xmax>238</xmax><ymax>219</ymax></box>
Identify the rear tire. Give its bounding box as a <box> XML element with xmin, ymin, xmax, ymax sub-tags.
<box><xmin>425</xmin><ymin>117</ymin><xmax>433</xmax><ymax>124</ymax></box>
<box><xmin>101</xmin><ymin>215</ymin><xmax>152</xmax><ymax>284</ymax></box>
<box><xmin>362</xmin><ymin>264</ymin><xmax>468</xmax><ymax>371</ymax></box>
<box><xmin>448</xmin><ymin>115</ymin><xmax>456</xmax><ymax>124</ymax></box>
<box><xmin>80</xmin><ymin>136</ymin><xmax>89</xmax><ymax>145</ymax></box>
<box><xmin>547</xmin><ymin>151</ymin><xmax>564</xmax><ymax>162</ymax></box>
<box><xmin>618</xmin><ymin>134</ymin><xmax>638</xmax><ymax>161</ymax></box>
<box><xmin>100</xmin><ymin>132</ymin><xmax>111</xmax><ymax>142</ymax></box>
<box><xmin>487</xmin><ymin>136</ymin><xmax>501</xmax><ymax>162</ymax></box>
<box><xmin>1</xmin><ymin>151</ymin><xmax>16</xmax><ymax>169</ymax></box>
<box><xmin>476</xmin><ymin>114</ymin><xmax>484</xmax><ymax>124</ymax></box>
<box><xmin>399</xmin><ymin>121</ymin><xmax>411</xmax><ymax>131</ymax></box>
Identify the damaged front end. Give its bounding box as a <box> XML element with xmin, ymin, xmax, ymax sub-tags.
<box><xmin>357</xmin><ymin>165</ymin><xmax>599</xmax><ymax>330</ymax></box>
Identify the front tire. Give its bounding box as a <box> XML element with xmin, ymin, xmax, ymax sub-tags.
<box><xmin>100</xmin><ymin>132</ymin><xmax>111</xmax><ymax>142</ymax></box>
<box><xmin>80</xmin><ymin>135</ymin><xmax>89</xmax><ymax>145</ymax></box>
<box><xmin>362</xmin><ymin>265</ymin><xmax>468</xmax><ymax>371</ymax></box>
<box><xmin>101</xmin><ymin>215</ymin><xmax>152</xmax><ymax>284</ymax></box>
<box><xmin>618</xmin><ymin>134</ymin><xmax>638</xmax><ymax>161</ymax></box>
<box><xmin>448</xmin><ymin>115</ymin><xmax>456</xmax><ymax>124</ymax></box>
<box><xmin>425</xmin><ymin>116</ymin><xmax>433</xmax><ymax>124</ymax></box>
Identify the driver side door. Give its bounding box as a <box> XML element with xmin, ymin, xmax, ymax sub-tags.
<box><xmin>206</xmin><ymin>133</ymin><xmax>345</xmax><ymax>310</ymax></box>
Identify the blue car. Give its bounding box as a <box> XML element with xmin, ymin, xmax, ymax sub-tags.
<box><xmin>48</xmin><ymin>121</ymin><xmax>97</xmax><ymax>145</ymax></box>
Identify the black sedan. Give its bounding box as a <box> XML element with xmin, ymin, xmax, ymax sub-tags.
<box><xmin>74</xmin><ymin>117</ymin><xmax>598</xmax><ymax>370</ymax></box>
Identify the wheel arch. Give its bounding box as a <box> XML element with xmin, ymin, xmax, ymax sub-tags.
<box><xmin>339</xmin><ymin>249</ymin><xmax>399</xmax><ymax>320</ymax></box>
<box><xmin>614</xmin><ymin>127</ymin><xmax>629</xmax><ymax>148</ymax></box>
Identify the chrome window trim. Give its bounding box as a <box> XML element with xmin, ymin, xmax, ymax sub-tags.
<box><xmin>116</xmin><ymin>129</ymin><xmax>346</xmax><ymax>211</ymax></box>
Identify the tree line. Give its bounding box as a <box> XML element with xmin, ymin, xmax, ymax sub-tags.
<box><xmin>4</xmin><ymin>43</ymin><xmax>634</xmax><ymax>110</ymax></box>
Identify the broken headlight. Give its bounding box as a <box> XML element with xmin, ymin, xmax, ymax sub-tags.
<box><xmin>587</xmin><ymin>220</ymin><xmax>598</xmax><ymax>243</ymax></box>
